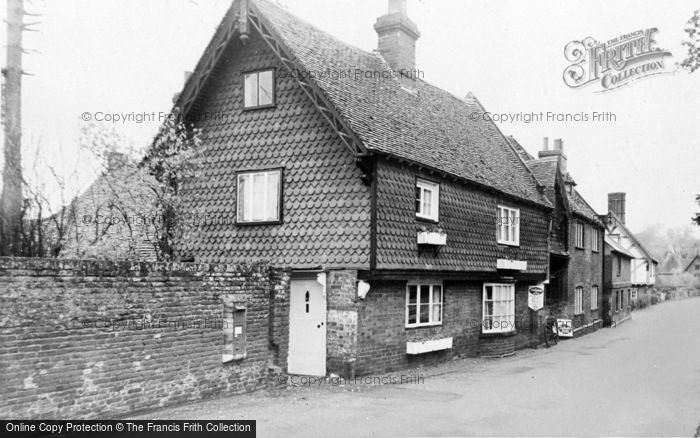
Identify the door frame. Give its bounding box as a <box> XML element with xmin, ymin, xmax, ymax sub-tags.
<box><xmin>287</xmin><ymin>271</ymin><xmax>327</xmax><ymax>376</ymax></box>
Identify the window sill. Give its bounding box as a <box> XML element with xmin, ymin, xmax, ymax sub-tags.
<box><xmin>405</xmin><ymin>323</ymin><xmax>443</xmax><ymax>330</ymax></box>
<box><xmin>480</xmin><ymin>330</ymin><xmax>516</xmax><ymax>339</ymax></box>
<box><xmin>236</xmin><ymin>220</ymin><xmax>283</xmax><ymax>226</ymax></box>
<box><xmin>242</xmin><ymin>103</ymin><xmax>276</xmax><ymax>111</ymax></box>
<box><xmin>497</xmin><ymin>241</ymin><xmax>520</xmax><ymax>247</ymax></box>
<box><xmin>416</xmin><ymin>215</ymin><xmax>439</xmax><ymax>224</ymax></box>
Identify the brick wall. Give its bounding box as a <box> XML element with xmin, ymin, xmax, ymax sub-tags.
<box><xmin>559</xmin><ymin>219</ymin><xmax>604</xmax><ymax>336</ymax></box>
<box><xmin>513</xmin><ymin>283</ymin><xmax>539</xmax><ymax>349</ymax></box>
<box><xmin>0</xmin><ymin>257</ymin><xmax>289</xmax><ymax>419</ymax></box>
<box><xmin>326</xmin><ymin>270</ymin><xmax>359</xmax><ymax>377</ymax></box>
<box><xmin>479</xmin><ymin>335</ymin><xmax>515</xmax><ymax>358</ymax></box>
<box><xmin>354</xmin><ymin>280</ymin><xmax>482</xmax><ymax>375</ymax></box>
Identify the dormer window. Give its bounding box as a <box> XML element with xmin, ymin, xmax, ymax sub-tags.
<box><xmin>244</xmin><ymin>69</ymin><xmax>275</xmax><ymax>109</ymax></box>
<box><xmin>415</xmin><ymin>179</ymin><xmax>439</xmax><ymax>222</ymax></box>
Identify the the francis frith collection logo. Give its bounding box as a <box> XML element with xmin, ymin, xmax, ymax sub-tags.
<box><xmin>563</xmin><ymin>28</ymin><xmax>673</xmax><ymax>92</ymax></box>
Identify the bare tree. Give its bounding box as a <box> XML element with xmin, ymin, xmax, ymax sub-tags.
<box><xmin>1</xmin><ymin>0</ymin><xmax>26</xmax><ymax>255</ymax></box>
<box><xmin>143</xmin><ymin>109</ymin><xmax>204</xmax><ymax>261</ymax></box>
<box><xmin>1</xmin><ymin>0</ymin><xmax>41</xmax><ymax>256</ymax></box>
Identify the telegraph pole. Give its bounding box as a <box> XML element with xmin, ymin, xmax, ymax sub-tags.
<box><xmin>1</xmin><ymin>0</ymin><xmax>29</xmax><ymax>255</ymax></box>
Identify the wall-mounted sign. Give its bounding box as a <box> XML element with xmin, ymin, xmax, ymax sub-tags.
<box><xmin>496</xmin><ymin>259</ymin><xmax>527</xmax><ymax>271</ymax></box>
<box><xmin>556</xmin><ymin>319</ymin><xmax>573</xmax><ymax>338</ymax></box>
<box><xmin>528</xmin><ymin>285</ymin><xmax>544</xmax><ymax>311</ymax></box>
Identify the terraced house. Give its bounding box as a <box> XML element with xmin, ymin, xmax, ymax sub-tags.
<box><xmin>172</xmin><ymin>0</ymin><xmax>553</xmax><ymax>377</ymax></box>
<box><xmin>510</xmin><ymin>137</ymin><xmax>605</xmax><ymax>337</ymax></box>
<box><xmin>602</xmin><ymin>193</ymin><xmax>659</xmax><ymax>309</ymax></box>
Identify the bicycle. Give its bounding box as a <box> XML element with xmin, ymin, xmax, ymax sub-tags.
<box><xmin>543</xmin><ymin>316</ymin><xmax>559</xmax><ymax>348</ymax></box>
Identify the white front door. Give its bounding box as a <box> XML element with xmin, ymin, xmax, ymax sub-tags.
<box><xmin>288</xmin><ymin>279</ymin><xmax>326</xmax><ymax>376</ymax></box>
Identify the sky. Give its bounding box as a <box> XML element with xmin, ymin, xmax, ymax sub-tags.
<box><xmin>1</xmin><ymin>0</ymin><xmax>699</xmax><ymax>238</ymax></box>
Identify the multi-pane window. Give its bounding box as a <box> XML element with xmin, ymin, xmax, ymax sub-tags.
<box><xmin>615</xmin><ymin>291</ymin><xmax>621</xmax><ymax>311</ymax></box>
<box><xmin>616</xmin><ymin>256</ymin><xmax>622</xmax><ymax>277</ymax></box>
<box><xmin>406</xmin><ymin>283</ymin><xmax>443</xmax><ymax>328</ymax></box>
<box><xmin>575</xmin><ymin>221</ymin><xmax>585</xmax><ymax>248</ymax></box>
<box><xmin>497</xmin><ymin>205</ymin><xmax>520</xmax><ymax>246</ymax></box>
<box><xmin>415</xmin><ymin>179</ymin><xmax>439</xmax><ymax>221</ymax></box>
<box><xmin>591</xmin><ymin>286</ymin><xmax>599</xmax><ymax>310</ymax></box>
<box><xmin>236</xmin><ymin>169</ymin><xmax>282</xmax><ymax>224</ymax></box>
<box><xmin>574</xmin><ymin>286</ymin><xmax>583</xmax><ymax>315</ymax></box>
<box><xmin>631</xmin><ymin>288</ymin><xmax>638</xmax><ymax>300</ymax></box>
<box><xmin>244</xmin><ymin>69</ymin><xmax>275</xmax><ymax>108</ymax></box>
<box><xmin>482</xmin><ymin>283</ymin><xmax>515</xmax><ymax>334</ymax></box>
<box><xmin>591</xmin><ymin>229</ymin><xmax>600</xmax><ymax>252</ymax></box>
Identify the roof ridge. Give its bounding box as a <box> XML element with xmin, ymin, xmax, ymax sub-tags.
<box><xmin>173</xmin><ymin>0</ymin><xmax>553</xmax><ymax>209</ymax></box>
<box><xmin>573</xmin><ymin>188</ymin><xmax>601</xmax><ymax>217</ymax></box>
<box><xmin>256</xmin><ymin>0</ymin><xmax>378</xmax><ymax>57</ymax></box>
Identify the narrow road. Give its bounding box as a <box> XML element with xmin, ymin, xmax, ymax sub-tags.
<box><xmin>135</xmin><ymin>298</ymin><xmax>700</xmax><ymax>437</ymax></box>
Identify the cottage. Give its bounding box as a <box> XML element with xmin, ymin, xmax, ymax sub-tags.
<box><xmin>601</xmin><ymin>193</ymin><xmax>659</xmax><ymax>309</ymax></box>
<box><xmin>682</xmin><ymin>254</ymin><xmax>700</xmax><ymax>279</ymax></box>
<box><xmin>603</xmin><ymin>236</ymin><xmax>635</xmax><ymax>326</ymax></box>
<box><xmin>510</xmin><ymin>136</ymin><xmax>605</xmax><ymax>337</ymax></box>
<box><xmin>46</xmin><ymin>152</ymin><xmax>159</xmax><ymax>261</ymax></box>
<box><xmin>657</xmin><ymin>247</ymin><xmax>700</xmax><ymax>297</ymax></box>
<box><xmin>169</xmin><ymin>0</ymin><xmax>553</xmax><ymax>377</ymax></box>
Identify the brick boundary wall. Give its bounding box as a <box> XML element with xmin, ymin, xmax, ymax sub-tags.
<box><xmin>479</xmin><ymin>335</ymin><xmax>516</xmax><ymax>358</ymax></box>
<box><xmin>0</xmin><ymin>257</ymin><xmax>290</xmax><ymax>419</ymax></box>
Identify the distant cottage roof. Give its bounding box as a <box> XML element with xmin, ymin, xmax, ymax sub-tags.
<box><xmin>682</xmin><ymin>254</ymin><xmax>700</xmax><ymax>272</ymax></box>
<box><xmin>604</xmin><ymin>211</ymin><xmax>659</xmax><ymax>263</ymax></box>
<box><xmin>175</xmin><ymin>0</ymin><xmax>551</xmax><ymax>209</ymax></box>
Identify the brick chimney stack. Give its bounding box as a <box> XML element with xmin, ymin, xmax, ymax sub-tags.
<box><xmin>538</xmin><ymin>137</ymin><xmax>567</xmax><ymax>175</ymax></box>
<box><xmin>374</xmin><ymin>0</ymin><xmax>420</xmax><ymax>79</ymax></box>
<box><xmin>608</xmin><ymin>192</ymin><xmax>626</xmax><ymax>224</ymax></box>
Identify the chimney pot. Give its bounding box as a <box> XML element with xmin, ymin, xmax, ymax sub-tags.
<box><xmin>388</xmin><ymin>0</ymin><xmax>407</xmax><ymax>15</ymax></box>
<box><xmin>554</xmin><ymin>138</ymin><xmax>563</xmax><ymax>151</ymax></box>
<box><xmin>537</xmin><ymin>138</ymin><xmax>567</xmax><ymax>174</ymax></box>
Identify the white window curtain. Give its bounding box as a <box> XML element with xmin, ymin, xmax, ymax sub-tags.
<box><xmin>237</xmin><ymin>170</ymin><xmax>281</xmax><ymax>223</ymax></box>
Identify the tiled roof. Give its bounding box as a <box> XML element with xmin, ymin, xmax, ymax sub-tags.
<box><xmin>568</xmin><ymin>189</ymin><xmax>603</xmax><ymax>226</ymax></box>
<box><xmin>682</xmin><ymin>256</ymin><xmax>699</xmax><ymax>272</ymax></box>
<box><xmin>605</xmin><ymin>211</ymin><xmax>659</xmax><ymax>263</ymax></box>
<box><xmin>507</xmin><ymin>136</ymin><xmax>535</xmax><ymax>162</ymax></box>
<box><xmin>525</xmin><ymin>158</ymin><xmax>557</xmax><ymax>188</ymax></box>
<box><xmin>251</xmin><ymin>0</ymin><xmax>550</xmax><ymax>208</ymax></box>
<box><xmin>605</xmin><ymin>236</ymin><xmax>635</xmax><ymax>258</ymax></box>
<box><xmin>517</xmin><ymin>141</ymin><xmax>602</xmax><ymax>226</ymax></box>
